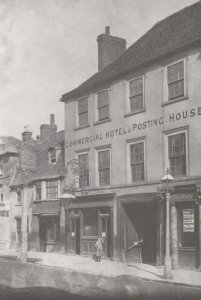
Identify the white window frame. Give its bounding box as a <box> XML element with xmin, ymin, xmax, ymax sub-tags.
<box><xmin>76</xmin><ymin>96</ymin><xmax>89</xmax><ymax>128</ymax></box>
<box><xmin>163</xmin><ymin>58</ymin><xmax>187</xmax><ymax>103</ymax></box>
<box><xmin>126</xmin><ymin>75</ymin><xmax>145</xmax><ymax>114</ymax></box>
<box><xmin>95</xmin><ymin>146</ymin><xmax>111</xmax><ymax>187</ymax></box>
<box><xmin>95</xmin><ymin>89</ymin><xmax>110</xmax><ymax>122</ymax></box>
<box><xmin>76</xmin><ymin>150</ymin><xmax>90</xmax><ymax>188</ymax></box>
<box><xmin>126</xmin><ymin>138</ymin><xmax>146</xmax><ymax>184</ymax></box>
<box><xmin>163</xmin><ymin>127</ymin><xmax>189</xmax><ymax>178</ymax></box>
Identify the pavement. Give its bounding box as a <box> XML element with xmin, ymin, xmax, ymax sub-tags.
<box><xmin>0</xmin><ymin>248</ymin><xmax>200</xmax><ymax>288</ymax></box>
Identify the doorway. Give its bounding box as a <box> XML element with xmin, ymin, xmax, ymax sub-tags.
<box><xmin>39</xmin><ymin>220</ymin><xmax>46</xmax><ymax>252</ymax></box>
<box><xmin>124</xmin><ymin>202</ymin><xmax>157</xmax><ymax>264</ymax></box>
<box><xmin>70</xmin><ymin>216</ymin><xmax>81</xmax><ymax>254</ymax></box>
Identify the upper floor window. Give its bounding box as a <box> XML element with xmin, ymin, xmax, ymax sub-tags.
<box><xmin>168</xmin><ymin>132</ymin><xmax>186</xmax><ymax>177</ymax></box>
<box><xmin>167</xmin><ymin>61</ymin><xmax>184</xmax><ymax>100</ymax></box>
<box><xmin>49</xmin><ymin>147</ymin><xmax>56</xmax><ymax>163</ymax></box>
<box><xmin>98</xmin><ymin>149</ymin><xmax>110</xmax><ymax>186</ymax></box>
<box><xmin>35</xmin><ymin>182</ymin><xmax>41</xmax><ymax>200</ymax></box>
<box><xmin>97</xmin><ymin>90</ymin><xmax>109</xmax><ymax>121</ymax></box>
<box><xmin>129</xmin><ymin>77</ymin><xmax>144</xmax><ymax>112</ymax></box>
<box><xmin>17</xmin><ymin>190</ymin><xmax>21</xmax><ymax>203</ymax></box>
<box><xmin>130</xmin><ymin>142</ymin><xmax>145</xmax><ymax>182</ymax></box>
<box><xmin>78</xmin><ymin>153</ymin><xmax>89</xmax><ymax>187</ymax></box>
<box><xmin>46</xmin><ymin>180</ymin><xmax>58</xmax><ymax>199</ymax></box>
<box><xmin>78</xmin><ymin>97</ymin><xmax>88</xmax><ymax>127</ymax></box>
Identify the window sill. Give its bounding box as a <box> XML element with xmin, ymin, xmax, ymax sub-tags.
<box><xmin>124</xmin><ymin>108</ymin><xmax>146</xmax><ymax>118</ymax></box>
<box><xmin>93</xmin><ymin>118</ymin><xmax>111</xmax><ymax>126</ymax></box>
<box><xmin>15</xmin><ymin>203</ymin><xmax>22</xmax><ymax>206</ymax></box>
<box><xmin>74</xmin><ymin>124</ymin><xmax>90</xmax><ymax>131</ymax></box>
<box><xmin>162</xmin><ymin>96</ymin><xmax>188</xmax><ymax>107</ymax></box>
<box><xmin>178</xmin><ymin>247</ymin><xmax>195</xmax><ymax>251</ymax></box>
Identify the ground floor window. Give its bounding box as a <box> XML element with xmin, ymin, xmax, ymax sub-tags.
<box><xmin>82</xmin><ymin>208</ymin><xmax>98</xmax><ymax>236</ymax></box>
<box><xmin>46</xmin><ymin>217</ymin><xmax>60</xmax><ymax>243</ymax></box>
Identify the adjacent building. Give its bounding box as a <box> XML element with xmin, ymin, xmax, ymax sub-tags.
<box><xmin>61</xmin><ymin>2</ymin><xmax>201</xmax><ymax>270</ymax></box>
<box><xmin>0</xmin><ymin>136</ymin><xmax>21</xmax><ymax>250</ymax></box>
<box><xmin>10</xmin><ymin>115</ymin><xmax>66</xmax><ymax>253</ymax></box>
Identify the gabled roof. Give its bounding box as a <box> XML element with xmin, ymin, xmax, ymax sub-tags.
<box><xmin>10</xmin><ymin>130</ymin><xmax>65</xmax><ymax>187</ymax></box>
<box><xmin>61</xmin><ymin>1</ymin><xmax>201</xmax><ymax>102</ymax></box>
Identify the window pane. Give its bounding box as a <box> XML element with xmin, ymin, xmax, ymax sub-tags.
<box><xmin>83</xmin><ymin>208</ymin><xmax>98</xmax><ymax>236</ymax></box>
<box><xmin>98</xmin><ymin>150</ymin><xmax>110</xmax><ymax>186</ymax></box>
<box><xmin>168</xmin><ymin>61</ymin><xmax>184</xmax><ymax>99</ymax></box>
<box><xmin>78</xmin><ymin>153</ymin><xmax>89</xmax><ymax>187</ymax></box>
<box><xmin>130</xmin><ymin>143</ymin><xmax>144</xmax><ymax>182</ymax></box>
<box><xmin>130</xmin><ymin>95</ymin><xmax>143</xmax><ymax>112</ymax></box>
<box><xmin>98</xmin><ymin>106</ymin><xmax>109</xmax><ymax>121</ymax></box>
<box><xmin>49</xmin><ymin>148</ymin><xmax>56</xmax><ymax>163</ymax></box>
<box><xmin>78</xmin><ymin>98</ymin><xmax>88</xmax><ymax>113</ymax></box>
<box><xmin>79</xmin><ymin>112</ymin><xmax>88</xmax><ymax>127</ymax></box>
<box><xmin>46</xmin><ymin>180</ymin><xmax>58</xmax><ymax>199</ymax></box>
<box><xmin>97</xmin><ymin>90</ymin><xmax>108</xmax><ymax>108</ymax></box>
<box><xmin>129</xmin><ymin>78</ymin><xmax>143</xmax><ymax>97</ymax></box>
<box><xmin>35</xmin><ymin>182</ymin><xmax>41</xmax><ymax>200</ymax></box>
<box><xmin>168</xmin><ymin>133</ymin><xmax>186</xmax><ymax>177</ymax></box>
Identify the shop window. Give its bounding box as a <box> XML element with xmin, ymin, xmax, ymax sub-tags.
<box><xmin>98</xmin><ymin>149</ymin><xmax>110</xmax><ymax>186</ymax></box>
<box><xmin>46</xmin><ymin>218</ymin><xmax>60</xmax><ymax>243</ymax></box>
<box><xmin>78</xmin><ymin>153</ymin><xmax>89</xmax><ymax>187</ymax></box>
<box><xmin>83</xmin><ymin>208</ymin><xmax>98</xmax><ymax>236</ymax></box>
<box><xmin>46</xmin><ymin>180</ymin><xmax>58</xmax><ymax>199</ymax></box>
<box><xmin>130</xmin><ymin>142</ymin><xmax>145</xmax><ymax>182</ymax></box>
<box><xmin>129</xmin><ymin>77</ymin><xmax>144</xmax><ymax>112</ymax></box>
<box><xmin>97</xmin><ymin>90</ymin><xmax>109</xmax><ymax>121</ymax></box>
<box><xmin>168</xmin><ymin>133</ymin><xmax>186</xmax><ymax>177</ymax></box>
<box><xmin>78</xmin><ymin>97</ymin><xmax>88</xmax><ymax>127</ymax></box>
<box><xmin>178</xmin><ymin>207</ymin><xmax>195</xmax><ymax>247</ymax></box>
<box><xmin>35</xmin><ymin>181</ymin><xmax>41</xmax><ymax>200</ymax></box>
<box><xmin>167</xmin><ymin>61</ymin><xmax>184</xmax><ymax>100</ymax></box>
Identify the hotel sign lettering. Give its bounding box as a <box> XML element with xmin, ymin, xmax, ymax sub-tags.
<box><xmin>66</xmin><ymin>106</ymin><xmax>201</xmax><ymax>148</ymax></box>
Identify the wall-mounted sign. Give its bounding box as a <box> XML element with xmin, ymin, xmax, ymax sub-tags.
<box><xmin>65</xmin><ymin>105</ymin><xmax>201</xmax><ymax>149</ymax></box>
<box><xmin>183</xmin><ymin>209</ymin><xmax>194</xmax><ymax>232</ymax></box>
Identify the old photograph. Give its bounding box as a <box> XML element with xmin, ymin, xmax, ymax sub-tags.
<box><xmin>0</xmin><ymin>0</ymin><xmax>201</xmax><ymax>299</ymax></box>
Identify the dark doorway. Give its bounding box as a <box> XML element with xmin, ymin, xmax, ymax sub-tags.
<box><xmin>70</xmin><ymin>217</ymin><xmax>81</xmax><ymax>255</ymax></box>
<box><xmin>39</xmin><ymin>220</ymin><xmax>46</xmax><ymax>252</ymax></box>
<box><xmin>124</xmin><ymin>202</ymin><xmax>157</xmax><ymax>265</ymax></box>
<box><xmin>75</xmin><ymin>218</ymin><xmax>80</xmax><ymax>254</ymax></box>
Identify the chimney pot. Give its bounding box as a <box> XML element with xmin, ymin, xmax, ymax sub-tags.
<box><xmin>105</xmin><ymin>26</ymin><xmax>110</xmax><ymax>35</ymax></box>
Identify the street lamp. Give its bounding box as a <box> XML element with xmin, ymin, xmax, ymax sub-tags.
<box><xmin>161</xmin><ymin>168</ymin><xmax>174</xmax><ymax>279</ymax></box>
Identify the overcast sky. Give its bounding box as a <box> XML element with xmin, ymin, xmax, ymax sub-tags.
<box><xmin>0</xmin><ymin>0</ymin><xmax>198</xmax><ymax>139</ymax></box>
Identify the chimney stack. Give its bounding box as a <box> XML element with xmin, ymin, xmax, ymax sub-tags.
<box><xmin>97</xmin><ymin>26</ymin><xmax>126</xmax><ymax>71</ymax></box>
<box><xmin>22</xmin><ymin>126</ymin><xmax>32</xmax><ymax>142</ymax></box>
<box><xmin>40</xmin><ymin>114</ymin><xmax>57</xmax><ymax>140</ymax></box>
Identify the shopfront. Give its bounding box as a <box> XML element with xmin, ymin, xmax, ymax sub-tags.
<box><xmin>118</xmin><ymin>193</ymin><xmax>162</xmax><ymax>265</ymax></box>
<box><xmin>171</xmin><ymin>185</ymin><xmax>200</xmax><ymax>269</ymax></box>
<box><xmin>66</xmin><ymin>194</ymin><xmax>114</xmax><ymax>259</ymax></box>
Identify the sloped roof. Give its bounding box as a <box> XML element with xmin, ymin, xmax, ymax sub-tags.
<box><xmin>61</xmin><ymin>1</ymin><xmax>201</xmax><ymax>102</ymax></box>
<box><xmin>0</xmin><ymin>136</ymin><xmax>21</xmax><ymax>147</ymax></box>
<box><xmin>10</xmin><ymin>130</ymin><xmax>65</xmax><ymax>187</ymax></box>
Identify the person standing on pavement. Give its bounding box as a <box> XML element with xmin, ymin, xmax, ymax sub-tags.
<box><xmin>95</xmin><ymin>237</ymin><xmax>104</xmax><ymax>262</ymax></box>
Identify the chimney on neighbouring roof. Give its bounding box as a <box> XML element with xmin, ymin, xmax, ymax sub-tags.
<box><xmin>40</xmin><ymin>114</ymin><xmax>57</xmax><ymax>140</ymax></box>
<box><xmin>97</xmin><ymin>26</ymin><xmax>126</xmax><ymax>71</ymax></box>
<box><xmin>22</xmin><ymin>126</ymin><xmax>32</xmax><ymax>142</ymax></box>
